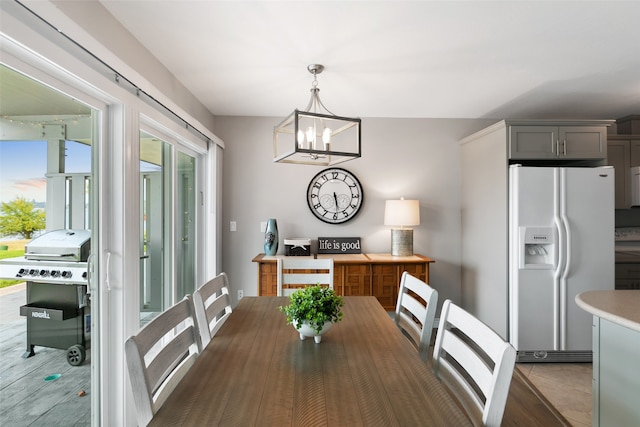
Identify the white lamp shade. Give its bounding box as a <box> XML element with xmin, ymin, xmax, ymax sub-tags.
<box><xmin>384</xmin><ymin>199</ymin><xmax>420</xmax><ymax>227</ymax></box>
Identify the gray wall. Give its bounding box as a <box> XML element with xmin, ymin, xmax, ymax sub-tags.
<box><xmin>214</xmin><ymin>116</ymin><xmax>496</xmax><ymax>310</ymax></box>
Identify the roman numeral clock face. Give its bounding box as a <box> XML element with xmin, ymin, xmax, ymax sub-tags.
<box><xmin>306</xmin><ymin>168</ymin><xmax>364</xmax><ymax>224</ymax></box>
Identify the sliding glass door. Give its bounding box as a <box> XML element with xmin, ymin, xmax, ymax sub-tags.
<box><xmin>176</xmin><ymin>151</ymin><xmax>196</xmax><ymax>299</ymax></box>
<box><xmin>138</xmin><ymin>130</ymin><xmax>199</xmax><ymax>322</ymax></box>
<box><xmin>139</xmin><ymin>132</ymin><xmax>171</xmax><ymax>321</ymax></box>
<box><xmin>0</xmin><ymin>63</ymin><xmax>101</xmax><ymax>427</ymax></box>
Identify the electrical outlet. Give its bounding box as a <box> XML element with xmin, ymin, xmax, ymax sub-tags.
<box><xmin>237</xmin><ymin>289</ymin><xmax>244</xmax><ymax>300</ymax></box>
<box><xmin>230</xmin><ymin>221</ymin><xmax>237</xmax><ymax>231</ymax></box>
<box><xmin>260</xmin><ymin>221</ymin><xmax>267</xmax><ymax>232</ymax></box>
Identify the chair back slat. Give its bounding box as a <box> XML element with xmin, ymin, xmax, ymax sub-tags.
<box><xmin>145</xmin><ymin>327</ymin><xmax>198</xmax><ymax>393</ymax></box>
<box><xmin>205</xmin><ymin>293</ymin><xmax>232</xmax><ymax>338</ymax></box>
<box><xmin>276</xmin><ymin>258</ymin><xmax>334</xmax><ymax>296</ymax></box>
<box><xmin>394</xmin><ymin>271</ymin><xmax>438</xmax><ymax>362</ymax></box>
<box><xmin>133</xmin><ymin>298</ymin><xmax>195</xmax><ymax>355</ymax></box>
<box><xmin>193</xmin><ymin>272</ymin><xmax>233</xmax><ymax>348</ymax></box>
<box><xmin>198</xmin><ymin>273</ymin><xmax>226</xmax><ymax>302</ymax></box>
<box><xmin>432</xmin><ymin>299</ymin><xmax>516</xmax><ymax>427</ymax></box>
<box><xmin>125</xmin><ymin>295</ymin><xmax>201</xmax><ymax>427</ymax></box>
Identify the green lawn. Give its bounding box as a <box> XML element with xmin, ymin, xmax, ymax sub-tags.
<box><xmin>0</xmin><ymin>248</ymin><xmax>25</xmax><ymax>288</ymax></box>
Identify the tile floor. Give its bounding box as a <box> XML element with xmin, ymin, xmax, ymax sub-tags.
<box><xmin>517</xmin><ymin>363</ymin><xmax>592</xmax><ymax>427</ymax></box>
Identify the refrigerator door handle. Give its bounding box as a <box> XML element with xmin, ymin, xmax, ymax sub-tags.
<box><xmin>559</xmin><ymin>213</ymin><xmax>571</xmax><ymax>350</ymax></box>
<box><xmin>558</xmin><ymin>168</ymin><xmax>570</xmax><ymax>351</ymax></box>
<box><xmin>553</xmin><ymin>215</ymin><xmax>564</xmax><ymax>350</ymax></box>
<box><xmin>552</xmin><ymin>167</ymin><xmax>570</xmax><ymax>351</ymax></box>
<box><xmin>553</xmin><ymin>217</ymin><xmax>564</xmax><ymax>279</ymax></box>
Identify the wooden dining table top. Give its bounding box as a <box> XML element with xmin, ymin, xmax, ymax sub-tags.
<box><xmin>149</xmin><ymin>296</ymin><xmax>471</xmax><ymax>426</ymax></box>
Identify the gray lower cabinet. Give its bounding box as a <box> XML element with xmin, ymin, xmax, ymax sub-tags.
<box><xmin>592</xmin><ymin>317</ymin><xmax>640</xmax><ymax>426</ymax></box>
<box><xmin>614</xmin><ymin>263</ymin><xmax>640</xmax><ymax>289</ymax></box>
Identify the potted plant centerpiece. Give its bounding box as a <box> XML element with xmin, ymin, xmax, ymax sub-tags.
<box><xmin>278</xmin><ymin>285</ymin><xmax>344</xmax><ymax>343</ymax></box>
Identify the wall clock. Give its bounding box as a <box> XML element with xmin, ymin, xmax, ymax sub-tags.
<box><xmin>306</xmin><ymin>168</ymin><xmax>364</xmax><ymax>224</ymax></box>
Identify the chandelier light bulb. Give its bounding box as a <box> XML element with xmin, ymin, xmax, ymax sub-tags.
<box><xmin>297</xmin><ymin>130</ymin><xmax>305</xmax><ymax>147</ymax></box>
<box><xmin>306</xmin><ymin>126</ymin><xmax>315</xmax><ymax>148</ymax></box>
<box><xmin>322</xmin><ymin>127</ymin><xmax>332</xmax><ymax>146</ymax></box>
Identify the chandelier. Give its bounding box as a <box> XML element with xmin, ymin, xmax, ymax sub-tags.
<box><xmin>273</xmin><ymin>64</ymin><xmax>361</xmax><ymax>165</ymax></box>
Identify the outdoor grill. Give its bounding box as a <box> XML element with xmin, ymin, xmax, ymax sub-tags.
<box><xmin>0</xmin><ymin>229</ymin><xmax>91</xmax><ymax>366</ymax></box>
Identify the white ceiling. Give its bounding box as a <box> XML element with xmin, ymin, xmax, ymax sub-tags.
<box><xmin>48</xmin><ymin>1</ymin><xmax>640</xmax><ymax>120</ymax></box>
<box><xmin>97</xmin><ymin>0</ymin><xmax>640</xmax><ymax>121</ymax></box>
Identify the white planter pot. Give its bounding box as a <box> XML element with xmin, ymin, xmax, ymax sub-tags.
<box><xmin>294</xmin><ymin>321</ymin><xmax>332</xmax><ymax>343</ymax></box>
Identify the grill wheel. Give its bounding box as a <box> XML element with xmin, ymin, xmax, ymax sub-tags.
<box><xmin>66</xmin><ymin>344</ymin><xmax>86</xmax><ymax>366</ymax></box>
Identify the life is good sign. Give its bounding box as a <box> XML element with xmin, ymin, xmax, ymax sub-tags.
<box><xmin>317</xmin><ymin>237</ymin><xmax>361</xmax><ymax>254</ymax></box>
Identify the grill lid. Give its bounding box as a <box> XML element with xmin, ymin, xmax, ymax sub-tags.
<box><xmin>25</xmin><ymin>229</ymin><xmax>91</xmax><ymax>262</ymax></box>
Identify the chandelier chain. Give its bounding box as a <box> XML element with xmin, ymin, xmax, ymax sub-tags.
<box><xmin>305</xmin><ymin>70</ymin><xmax>335</xmax><ymax>116</ymax></box>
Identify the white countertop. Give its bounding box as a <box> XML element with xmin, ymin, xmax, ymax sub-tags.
<box><xmin>575</xmin><ymin>290</ymin><xmax>640</xmax><ymax>333</ymax></box>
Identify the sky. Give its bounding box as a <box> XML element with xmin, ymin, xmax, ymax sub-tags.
<box><xmin>0</xmin><ymin>140</ymin><xmax>91</xmax><ymax>204</ymax></box>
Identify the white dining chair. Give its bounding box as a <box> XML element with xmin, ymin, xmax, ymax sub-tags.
<box><xmin>276</xmin><ymin>257</ymin><xmax>334</xmax><ymax>296</ymax></box>
<box><xmin>193</xmin><ymin>272</ymin><xmax>233</xmax><ymax>348</ymax></box>
<box><xmin>125</xmin><ymin>295</ymin><xmax>201</xmax><ymax>427</ymax></box>
<box><xmin>432</xmin><ymin>299</ymin><xmax>516</xmax><ymax>427</ymax></box>
<box><xmin>394</xmin><ymin>271</ymin><xmax>438</xmax><ymax>362</ymax></box>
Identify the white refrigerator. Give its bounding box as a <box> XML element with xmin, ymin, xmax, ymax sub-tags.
<box><xmin>508</xmin><ymin>165</ymin><xmax>614</xmax><ymax>362</ymax></box>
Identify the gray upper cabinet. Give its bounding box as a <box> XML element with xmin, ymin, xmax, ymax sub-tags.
<box><xmin>510</xmin><ymin>125</ymin><xmax>607</xmax><ymax>160</ymax></box>
<box><xmin>608</xmin><ymin>139</ymin><xmax>631</xmax><ymax>209</ymax></box>
<box><xmin>607</xmin><ymin>135</ymin><xmax>640</xmax><ymax>209</ymax></box>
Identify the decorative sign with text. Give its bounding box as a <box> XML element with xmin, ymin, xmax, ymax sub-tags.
<box><xmin>317</xmin><ymin>237</ymin><xmax>362</xmax><ymax>254</ymax></box>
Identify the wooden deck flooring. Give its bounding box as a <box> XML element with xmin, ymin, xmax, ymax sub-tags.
<box><xmin>0</xmin><ymin>284</ymin><xmax>90</xmax><ymax>426</ymax></box>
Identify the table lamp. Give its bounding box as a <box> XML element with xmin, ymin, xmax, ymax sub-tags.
<box><xmin>384</xmin><ymin>198</ymin><xmax>420</xmax><ymax>256</ymax></box>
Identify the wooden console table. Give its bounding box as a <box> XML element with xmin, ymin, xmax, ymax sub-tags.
<box><xmin>251</xmin><ymin>253</ymin><xmax>434</xmax><ymax>311</ymax></box>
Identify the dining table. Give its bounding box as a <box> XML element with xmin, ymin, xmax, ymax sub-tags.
<box><xmin>149</xmin><ymin>296</ymin><xmax>472</xmax><ymax>426</ymax></box>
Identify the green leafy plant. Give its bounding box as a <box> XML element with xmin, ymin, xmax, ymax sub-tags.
<box><xmin>278</xmin><ymin>285</ymin><xmax>344</xmax><ymax>334</ymax></box>
<box><xmin>0</xmin><ymin>197</ymin><xmax>45</xmax><ymax>239</ymax></box>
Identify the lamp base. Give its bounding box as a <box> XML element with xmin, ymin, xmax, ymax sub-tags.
<box><xmin>390</xmin><ymin>229</ymin><xmax>413</xmax><ymax>257</ymax></box>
